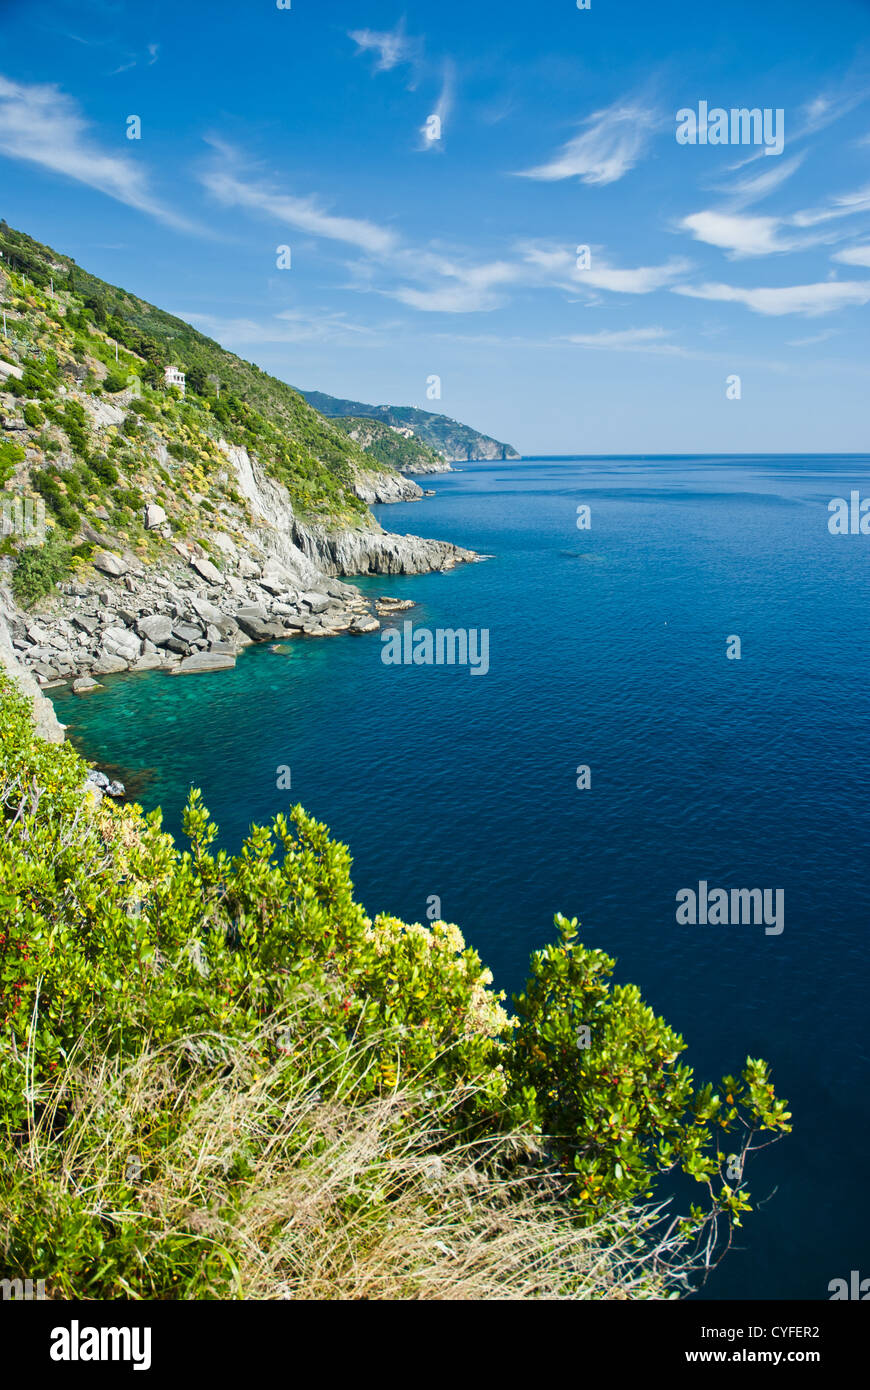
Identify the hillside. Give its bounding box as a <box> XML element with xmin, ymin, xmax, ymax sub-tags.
<box><xmin>299</xmin><ymin>389</ymin><xmax>521</xmax><ymax>462</ymax></box>
<box><xmin>331</xmin><ymin>415</ymin><xmax>449</xmax><ymax>475</ymax></box>
<box><xmin>0</xmin><ymin>221</ymin><xmax>473</xmax><ymax>701</ymax></box>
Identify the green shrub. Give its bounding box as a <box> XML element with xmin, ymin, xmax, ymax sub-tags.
<box><xmin>0</xmin><ymin>676</ymin><xmax>791</xmax><ymax>1299</ymax></box>
<box><xmin>22</xmin><ymin>402</ymin><xmax>44</xmax><ymax>430</ymax></box>
<box><xmin>0</xmin><ymin>440</ymin><xmax>25</xmax><ymax>486</ymax></box>
<box><xmin>10</xmin><ymin>538</ymin><xmax>71</xmax><ymax>606</ymax></box>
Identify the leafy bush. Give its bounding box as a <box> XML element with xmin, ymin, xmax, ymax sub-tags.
<box><xmin>10</xmin><ymin>538</ymin><xmax>71</xmax><ymax>606</ymax></box>
<box><xmin>0</xmin><ymin>440</ymin><xmax>25</xmax><ymax>486</ymax></box>
<box><xmin>0</xmin><ymin>678</ymin><xmax>791</xmax><ymax>1297</ymax></box>
<box><xmin>102</xmin><ymin>370</ymin><xmax>128</xmax><ymax>394</ymax></box>
<box><xmin>22</xmin><ymin>402</ymin><xmax>44</xmax><ymax>429</ymax></box>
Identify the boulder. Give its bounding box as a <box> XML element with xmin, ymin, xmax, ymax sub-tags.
<box><xmin>72</xmin><ymin>676</ymin><xmax>101</xmax><ymax>693</ymax></box>
<box><xmin>73</xmin><ymin>614</ymin><xmax>101</xmax><ymax>636</ymax></box>
<box><xmin>136</xmin><ymin>614</ymin><xmax>174</xmax><ymax>645</ymax></box>
<box><xmin>190</xmin><ymin>556</ymin><xmax>224</xmax><ymax>586</ymax></box>
<box><xmin>235</xmin><ymin>611</ymin><xmax>285</xmax><ymax>641</ymax></box>
<box><xmin>144</xmin><ymin>502</ymin><xmax>167</xmax><ymax>530</ymax></box>
<box><xmin>189</xmin><ymin>596</ymin><xmax>225</xmax><ymax>627</ymax></box>
<box><xmin>173</xmin><ymin>651</ymin><xmax>237</xmax><ymax>674</ymax></box>
<box><xmin>102</xmin><ymin>626</ymin><xmax>141</xmax><ymax>660</ymax></box>
<box><xmin>172</xmin><ymin>621</ymin><xmax>204</xmax><ymax>644</ymax></box>
<box><xmin>92</xmin><ymin>654</ymin><xmax>129</xmax><ymax>675</ymax></box>
<box><xmin>237</xmin><ymin>555</ymin><xmax>261</xmax><ymax>579</ymax></box>
<box><xmin>132</xmin><ymin>653</ymin><xmax>164</xmax><ymax>671</ymax></box>
<box><xmin>350</xmin><ymin>615</ymin><xmax>380</xmax><ymax>634</ymax></box>
<box><xmin>92</xmin><ymin>549</ymin><xmax>127</xmax><ymax>578</ymax></box>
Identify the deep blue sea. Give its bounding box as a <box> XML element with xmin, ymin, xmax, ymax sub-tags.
<box><xmin>49</xmin><ymin>455</ymin><xmax>870</xmax><ymax>1300</ymax></box>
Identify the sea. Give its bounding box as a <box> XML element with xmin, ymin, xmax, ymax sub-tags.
<box><xmin>48</xmin><ymin>454</ymin><xmax>870</xmax><ymax>1300</ymax></box>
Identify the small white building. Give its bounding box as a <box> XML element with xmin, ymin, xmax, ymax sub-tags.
<box><xmin>164</xmin><ymin>365</ymin><xmax>186</xmax><ymax>395</ymax></box>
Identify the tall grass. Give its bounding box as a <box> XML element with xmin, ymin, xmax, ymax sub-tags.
<box><xmin>0</xmin><ymin>1021</ymin><xmax>684</xmax><ymax>1301</ymax></box>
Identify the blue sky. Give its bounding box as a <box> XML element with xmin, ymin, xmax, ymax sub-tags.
<box><xmin>1</xmin><ymin>0</ymin><xmax>869</xmax><ymax>454</ymax></box>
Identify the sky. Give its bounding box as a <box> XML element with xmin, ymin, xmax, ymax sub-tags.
<box><xmin>0</xmin><ymin>0</ymin><xmax>869</xmax><ymax>455</ymax></box>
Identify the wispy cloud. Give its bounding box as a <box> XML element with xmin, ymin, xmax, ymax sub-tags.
<box><xmin>519</xmin><ymin>242</ymin><xmax>691</xmax><ymax>295</ymax></box>
<box><xmin>679</xmin><ymin>210</ymin><xmax>809</xmax><ymax>258</ymax></box>
<box><xmin>714</xmin><ymin>153</ymin><xmax>806</xmax><ymax>209</ymax></box>
<box><xmin>0</xmin><ymin>73</ymin><xmax>196</xmax><ymax>232</ymax></box>
<box><xmin>833</xmin><ymin>244</ymin><xmax>870</xmax><ymax>267</ymax></box>
<box><xmin>563</xmin><ymin>326</ymin><xmax>690</xmax><ymax>355</ymax></box>
<box><xmin>794</xmin><ymin>183</ymin><xmax>870</xmax><ymax>226</ymax></box>
<box><xmin>349</xmin><ymin>21</ymin><xmax>418</xmax><ymax>73</ymax></box>
<box><xmin>181</xmin><ymin>307</ymin><xmax>382</xmax><ymax>346</ymax></box>
<box><xmin>517</xmin><ymin>95</ymin><xmax>661</xmax><ymax>185</ymax></box>
<box><xmin>201</xmin><ymin>143</ymin><xmax>399</xmax><ymax>256</ymax></box>
<box><xmin>674</xmin><ymin>278</ymin><xmax>870</xmax><ymax>316</ymax></box>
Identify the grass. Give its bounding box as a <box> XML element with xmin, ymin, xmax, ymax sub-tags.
<box><xmin>1</xmin><ymin>1017</ymin><xmax>683</xmax><ymax>1301</ymax></box>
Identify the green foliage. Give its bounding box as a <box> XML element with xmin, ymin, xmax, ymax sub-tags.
<box><xmin>10</xmin><ymin>538</ymin><xmax>72</xmax><ymax>606</ymax></box>
<box><xmin>508</xmin><ymin>914</ymin><xmax>791</xmax><ymax>1229</ymax></box>
<box><xmin>29</xmin><ymin>469</ymin><xmax>78</xmax><ymax>531</ymax></box>
<box><xmin>102</xmin><ymin>370</ymin><xmax>128</xmax><ymax>394</ymax></box>
<box><xmin>22</xmin><ymin>402</ymin><xmax>44</xmax><ymax>430</ymax></box>
<box><xmin>0</xmin><ymin>678</ymin><xmax>791</xmax><ymax>1298</ymax></box>
<box><xmin>0</xmin><ymin>439</ymin><xmax>25</xmax><ymax>486</ymax></box>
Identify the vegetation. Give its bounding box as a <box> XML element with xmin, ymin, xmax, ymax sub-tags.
<box><xmin>0</xmin><ymin>218</ymin><xmax>408</xmax><ymax>603</ymax></box>
<box><xmin>302</xmin><ymin>389</ymin><xmax>520</xmax><ymax>461</ymax></box>
<box><xmin>0</xmin><ymin>676</ymin><xmax>791</xmax><ymax>1299</ymax></box>
<box><xmin>334</xmin><ymin>415</ymin><xmax>448</xmax><ymax>473</ymax></box>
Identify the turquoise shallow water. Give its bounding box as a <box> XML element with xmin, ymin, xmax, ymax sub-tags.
<box><xmin>49</xmin><ymin>454</ymin><xmax>870</xmax><ymax>1300</ymax></box>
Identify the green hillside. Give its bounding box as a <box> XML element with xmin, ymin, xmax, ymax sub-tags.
<box><xmin>0</xmin><ymin>220</ymin><xmax>375</xmax><ymax>528</ymax></box>
<box><xmin>330</xmin><ymin>415</ymin><xmax>447</xmax><ymax>473</ymax></box>
<box><xmin>300</xmin><ymin>389</ymin><xmax>521</xmax><ymax>461</ymax></box>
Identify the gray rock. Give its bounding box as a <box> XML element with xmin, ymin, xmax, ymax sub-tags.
<box><xmin>173</xmin><ymin>651</ymin><xmax>236</xmax><ymax>674</ymax></box>
<box><xmin>144</xmin><ymin>502</ymin><xmax>167</xmax><ymax>530</ymax></box>
<box><xmin>73</xmin><ymin>615</ymin><xmax>101</xmax><ymax>635</ymax></box>
<box><xmin>72</xmin><ymin>675</ymin><xmax>101</xmax><ymax>693</ymax></box>
<box><xmin>92</xmin><ymin>549</ymin><xmax>127</xmax><ymax>578</ymax></box>
<box><xmin>189</xmin><ymin>595</ymin><xmax>225</xmax><ymax>626</ymax></box>
<box><xmin>136</xmin><ymin>614</ymin><xmax>174</xmax><ymax>645</ymax></box>
<box><xmin>350</xmin><ymin>615</ymin><xmax>380</xmax><ymax>634</ymax></box>
<box><xmin>299</xmin><ymin>592</ymin><xmax>331</xmax><ymax>614</ymax></box>
<box><xmin>237</xmin><ymin>555</ymin><xmax>261</xmax><ymax>579</ymax></box>
<box><xmin>172</xmin><ymin>622</ymin><xmax>203</xmax><ymax>644</ymax></box>
<box><xmin>92</xmin><ymin>654</ymin><xmax>129</xmax><ymax>675</ymax></box>
<box><xmin>132</xmin><ymin>653</ymin><xmax>164</xmax><ymax>671</ymax></box>
<box><xmin>190</xmin><ymin>556</ymin><xmax>223</xmax><ymax>586</ymax></box>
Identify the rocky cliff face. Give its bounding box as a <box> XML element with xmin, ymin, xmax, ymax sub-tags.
<box><xmin>0</xmin><ymin>439</ymin><xmax>475</xmax><ymax>715</ymax></box>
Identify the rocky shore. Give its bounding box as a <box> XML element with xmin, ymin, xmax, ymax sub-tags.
<box><xmin>4</xmin><ymin>529</ymin><xmax>467</xmax><ymax>700</ymax></box>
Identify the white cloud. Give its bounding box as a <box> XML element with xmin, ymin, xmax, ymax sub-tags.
<box><xmin>517</xmin><ymin>96</ymin><xmax>659</xmax><ymax>185</ymax></box>
<box><xmin>715</xmin><ymin>153</ymin><xmax>806</xmax><ymax>209</ymax></box>
<box><xmin>680</xmin><ymin>210</ymin><xmax>801</xmax><ymax>257</ymax></box>
<box><xmin>674</xmin><ymin>278</ymin><xmax>870</xmax><ymax>316</ymax></box>
<box><xmin>793</xmin><ymin>183</ymin><xmax>870</xmax><ymax>227</ymax></box>
<box><xmin>0</xmin><ymin>73</ymin><xmax>193</xmax><ymax>231</ymax></box>
<box><xmin>388</xmin><ymin>257</ymin><xmax>518</xmax><ymax>312</ymax></box>
<box><xmin>350</xmin><ymin>23</ymin><xmax>417</xmax><ymax>73</ymax></box>
<box><xmin>564</xmin><ymin>327</ymin><xmax>686</xmax><ymax>353</ymax></box>
<box><xmin>201</xmin><ymin>152</ymin><xmax>398</xmax><ymax>257</ymax></box>
<box><xmin>833</xmin><ymin>244</ymin><xmax>870</xmax><ymax>267</ymax></box>
<box><xmin>519</xmin><ymin>243</ymin><xmax>690</xmax><ymax>294</ymax></box>
<box><xmin>182</xmin><ymin>308</ymin><xmax>380</xmax><ymax>346</ymax></box>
